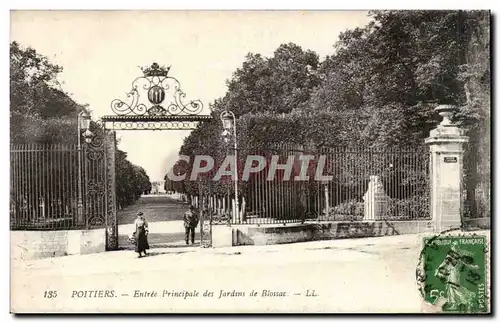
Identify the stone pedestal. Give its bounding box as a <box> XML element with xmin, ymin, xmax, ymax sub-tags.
<box><xmin>363</xmin><ymin>175</ymin><xmax>389</xmax><ymax>221</ymax></box>
<box><xmin>211</xmin><ymin>225</ymin><xmax>233</xmax><ymax>248</ymax></box>
<box><xmin>425</xmin><ymin>105</ymin><xmax>468</xmax><ymax>232</ymax></box>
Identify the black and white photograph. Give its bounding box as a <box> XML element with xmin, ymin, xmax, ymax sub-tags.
<box><xmin>7</xmin><ymin>8</ymin><xmax>491</xmax><ymax>314</ymax></box>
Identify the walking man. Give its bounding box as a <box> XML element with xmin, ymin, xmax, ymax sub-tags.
<box><xmin>183</xmin><ymin>205</ymin><xmax>199</xmax><ymax>245</ymax></box>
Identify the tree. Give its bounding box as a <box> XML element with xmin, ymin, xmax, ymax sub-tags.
<box><xmin>114</xmin><ymin>149</ymin><xmax>152</xmax><ymax>209</ymax></box>
<box><xmin>303</xmin><ymin>10</ymin><xmax>489</xmax><ymax>149</ymax></box>
<box><xmin>169</xmin><ymin>43</ymin><xmax>322</xmax><ymax>198</ymax></box>
<box><xmin>10</xmin><ymin>41</ymin><xmax>87</xmax><ymax>145</ymax></box>
<box><xmin>225</xmin><ymin>43</ymin><xmax>320</xmax><ymax>116</ymax></box>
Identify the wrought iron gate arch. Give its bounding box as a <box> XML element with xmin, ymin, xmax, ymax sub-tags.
<box><xmin>86</xmin><ymin>63</ymin><xmax>213</xmax><ymax>250</ymax></box>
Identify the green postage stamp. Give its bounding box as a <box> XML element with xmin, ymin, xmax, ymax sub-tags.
<box><xmin>419</xmin><ymin>235</ymin><xmax>488</xmax><ymax>313</ymax></box>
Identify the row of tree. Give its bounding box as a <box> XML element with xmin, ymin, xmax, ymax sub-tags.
<box><xmin>10</xmin><ymin>41</ymin><xmax>152</xmax><ymax>210</ymax></box>
<box><xmin>166</xmin><ymin>11</ymin><xmax>490</xmax><ymax>216</ymax></box>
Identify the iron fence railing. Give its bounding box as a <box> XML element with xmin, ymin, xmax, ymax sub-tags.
<box><xmin>305</xmin><ymin>146</ymin><xmax>430</xmax><ymax>222</ymax></box>
<box><xmin>462</xmin><ymin>141</ymin><xmax>490</xmax><ymax>228</ymax></box>
<box><xmin>10</xmin><ymin>144</ymin><xmax>81</xmax><ymax>230</ymax></box>
<box><xmin>195</xmin><ymin>145</ymin><xmax>431</xmax><ymax>225</ymax></box>
<box><xmin>10</xmin><ymin>144</ymin><xmax>107</xmax><ymax>230</ymax></box>
<box><xmin>12</xmin><ymin>143</ymin><xmax>433</xmax><ymax>230</ymax></box>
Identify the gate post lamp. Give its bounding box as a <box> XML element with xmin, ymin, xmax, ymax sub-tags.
<box><xmin>77</xmin><ymin>110</ymin><xmax>92</xmax><ymax>225</ymax></box>
<box><xmin>220</xmin><ymin>110</ymin><xmax>239</xmax><ymax>224</ymax></box>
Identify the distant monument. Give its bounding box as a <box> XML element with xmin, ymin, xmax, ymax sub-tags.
<box><xmin>151</xmin><ymin>180</ymin><xmax>165</xmax><ymax>194</ymax></box>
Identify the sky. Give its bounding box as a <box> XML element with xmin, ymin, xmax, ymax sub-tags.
<box><xmin>10</xmin><ymin>10</ymin><xmax>372</xmax><ymax>181</ymax></box>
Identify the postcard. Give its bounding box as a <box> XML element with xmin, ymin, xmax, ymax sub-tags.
<box><xmin>9</xmin><ymin>10</ymin><xmax>491</xmax><ymax>314</ymax></box>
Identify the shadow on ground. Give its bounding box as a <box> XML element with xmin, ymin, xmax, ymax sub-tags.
<box><xmin>118</xmin><ymin>232</ymin><xmax>200</xmax><ymax>250</ymax></box>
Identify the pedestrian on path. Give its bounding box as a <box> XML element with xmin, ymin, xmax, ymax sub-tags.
<box><xmin>133</xmin><ymin>212</ymin><xmax>149</xmax><ymax>258</ymax></box>
<box><xmin>183</xmin><ymin>205</ymin><xmax>199</xmax><ymax>245</ymax></box>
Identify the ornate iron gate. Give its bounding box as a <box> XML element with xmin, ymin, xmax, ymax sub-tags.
<box><xmin>100</xmin><ymin>62</ymin><xmax>212</xmax><ymax>248</ymax></box>
<box><xmin>83</xmin><ymin>131</ymin><xmax>117</xmax><ymax>250</ymax></box>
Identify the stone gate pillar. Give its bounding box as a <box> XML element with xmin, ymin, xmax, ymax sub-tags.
<box><xmin>425</xmin><ymin>105</ymin><xmax>468</xmax><ymax>232</ymax></box>
<box><xmin>105</xmin><ymin>131</ymin><xmax>118</xmax><ymax>250</ymax></box>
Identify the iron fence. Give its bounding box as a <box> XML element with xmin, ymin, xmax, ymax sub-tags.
<box><xmin>10</xmin><ymin>144</ymin><xmax>80</xmax><ymax>230</ymax></box>
<box><xmin>242</xmin><ymin>145</ymin><xmax>430</xmax><ymax>224</ymax></box>
<box><xmin>303</xmin><ymin>146</ymin><xmax>430</xmax><ymax>222</ymax></box>
<box><xmin>10</xmin><ymin>144</ymin><xmax>107</xmax><ymax>230</ymax></box>
<box><xmin>200</xmin><ymin>145</ymin><xmax>430</xmax><ymax>225</ymax></box>
<box><xmin>242</xmin><ymin>144</ymin><xmax>307</xmax><ymax>224</ymax></box>
<box><xmin>462</xmin><ymin>141</ymin><xmax>490</xmax><ymax>228</ymax></box>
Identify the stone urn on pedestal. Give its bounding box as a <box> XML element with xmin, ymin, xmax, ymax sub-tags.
<box><xmin>425</xmin><ymin>104</ymin><xmax>469</xmax><ymax>232</ymax></box>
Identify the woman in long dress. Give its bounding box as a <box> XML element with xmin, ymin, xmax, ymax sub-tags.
<box><xmin>435</xmin><ymin>244</ymin><xmax>479</xmax><ymax>312</ymax></box>
<box><xmin>133</xmin><ymin>212</ymin><xmax>149</xmax><ymax>258</ymax></box>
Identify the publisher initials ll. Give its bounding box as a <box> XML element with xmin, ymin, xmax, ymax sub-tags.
<box><xmin>305</xmin><ymin>289</ymin><xmax>318</xmax><ymax>297</ymax></box>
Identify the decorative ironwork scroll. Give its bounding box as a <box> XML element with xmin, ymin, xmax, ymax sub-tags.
<box><xmin>110</xmin><ymin>63</ymin><xmax>205</xmax><ymax>117</ymax></box>
<box><xmin>103</xmin><ymin>118</ymin><xmax>210</xmax><ymax>131</ymax></box>
<box><xmin>87</xmin><ymin>181</ymin><xmax>105</xmax><ymax>196</ymax></box>
<box><xmin>82</xmin><ymin>130</ymin><xmax>118</xmax><ymax>249</ymax></box>
<box><xmin>88</xmin><ymin>215</ymin><xmax>105</xmax><ymax>227</ymax></box>
<box><xmin>211</xmin><ymin>213</ymin><xmax>231</xmax><ymax>225</ymax></box>
<box><xmin>86</xmin><ymin>133</ymin><xmax>104</xmax><ymax>160</ymax></box>
<box><xmin>83</xmin><ymin>130</ymin><xmax>106</xmax><ymax>229</ymax></box>
<box><xmin>104</xmin><ymin>131</ymin><xmax>118</xmax><ymax>250</ymax></box>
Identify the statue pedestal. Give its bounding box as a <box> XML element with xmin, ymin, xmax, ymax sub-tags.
<box><xmin>363</xmin><ymin>175</ymin><xmax>389</xmax><ymax>221</ymax></box>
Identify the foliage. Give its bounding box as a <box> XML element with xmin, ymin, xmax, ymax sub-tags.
<box><xmin>10</xmin><ymin>41</ymin><xmax>87</xmax><ymax>145</ymax></box>
<box><xmin>328</xmin><ymin>200</ymin><xmax>364</xmax><ymax>219</ymax></box>
<box><xmin>115</xmin><ymin>149</ymin><xmax>151</xmax><ymax>209</ymax></box>
<box><xmin>319</xmin><ymin>195</ymin><xmax>430</xmax><ymax>221</ymax></box>
<box><xmin>10</xmin><ymin>110</ymin><xmax>79</xmax><ymax>145</ymax></box>
<box><xmin>305</xmin><ymin>10</ymin><xmax>489</xmax><ymax>148</ymax></box>
<box><xmin>458</xmin><ymin>11</ymin><xmax>491</xmax><ymax>218</ymax></box>
<box><xmin>386</xmin><ymin>195</ymin><xmax>430</xmax><ymax>220</ymax></box>
<box><xmin>225</xmin><ymin>43</ymin><xmax>320</xmax><ymax>116</ymax></box>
